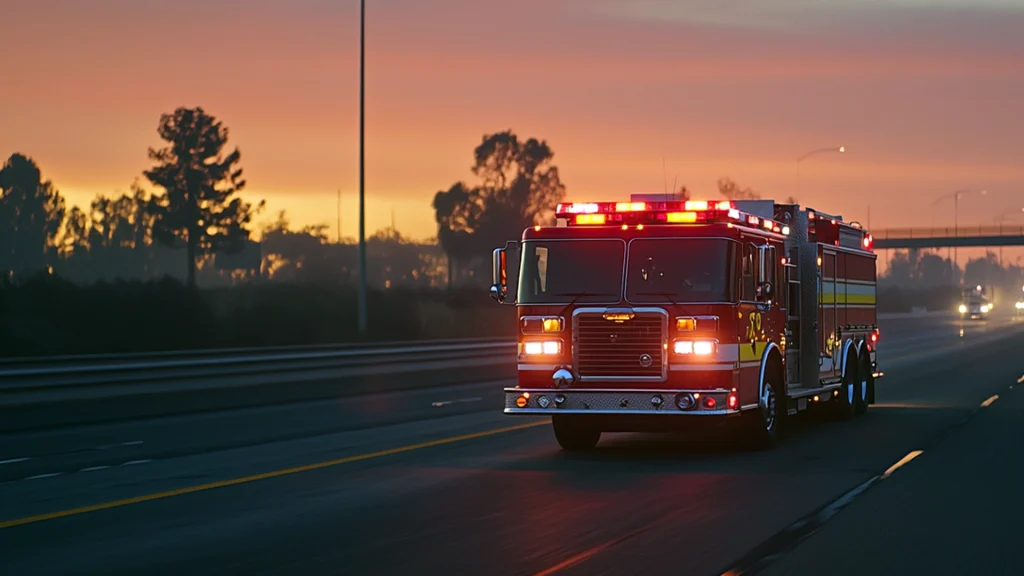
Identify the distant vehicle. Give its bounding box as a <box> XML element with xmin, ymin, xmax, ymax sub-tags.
<box><xmin>959</xmin><ymin>292</ymin><xmax>992</xmax><ymax>320</ymax></box>
<box><xmin>489</xmin><ymin>196</ymin><xmax>881</xmax><ymax>451</ymax></box>
<box><xmin>1014</xmin><ymin>299</ymin><xmax>1024</xmax><ymax>317</ymax></box>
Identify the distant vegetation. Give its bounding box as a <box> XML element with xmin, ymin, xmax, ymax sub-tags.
<box><xmin>2</xmin><ymin>107</ymin><xmax>1021</xmax><ymax>355</ymax></box>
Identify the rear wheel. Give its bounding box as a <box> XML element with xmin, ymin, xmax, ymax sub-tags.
<box><xmin>855</xmin><ymin>353</ymin><xmax>872</xmax><ymax>415</ymax></box>
<box><xmin>552</xmin><ymin>415</ymin><xmax>601</xmax><ymax>451</ymax></box>
<box><xmin>833</xmin><ymin>353</ymin><xmax>858</xmax><ymax>419</ymax></box>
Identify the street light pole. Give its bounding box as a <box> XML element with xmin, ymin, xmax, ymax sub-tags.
<box><xmin>795</xmin><ymin>146</ymin><xmax>845</xmax><ymax>197</ymax></box>
<box><xmin>933</xmin><ymin>189</ymin><xmax>986</xmax><ymax>287</ymax></box>
<box><xmin>356</xmin><ymin>0</ymin><xmax>368</xmax><ymax>335</ymax></box>
<box><xmin>994</xmin><ymin>208</ymin><xmax>1024</xmax><ymax>268</ymax></box>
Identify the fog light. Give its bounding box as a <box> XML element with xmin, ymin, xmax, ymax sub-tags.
<box><xmin>537</xmin><ymin>395</ymin><xmax>551</xmax><ymax>408</ymax></box>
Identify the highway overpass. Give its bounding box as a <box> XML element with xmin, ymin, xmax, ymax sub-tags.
<box><xmin>873</xmin><ymin>225</ymin><xmax>1024</xmax><ymax>249</ymax></box>
<box><xmin>2</xmin><ymin>312</ymin><xmax>1024</xmax><ymax>575</ymax></box>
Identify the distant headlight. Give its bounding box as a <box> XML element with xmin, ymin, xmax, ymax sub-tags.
<box><xmin>1016</xmin><ymin>301</ymin><xmax>1024</xmax><ymax>309</ymax></box>
<box><xmin>981</xmin><ymin>304</ymin><xmax>991</xmax><ymax>313</ymax></box>
<box><xmin>959</xmin><ymin>304</ymin><xmax>967</xmax><ymax>314</ymax></box>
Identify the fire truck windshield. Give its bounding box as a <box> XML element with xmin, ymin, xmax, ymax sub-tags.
<box><xmin>626</xmin><ymin>238</ymin><xmax>734</xmax><ymax>303</ymax></box>
<box><xmin>518</xmin><ymin>239</ymin><xmax>625</xmax><ymax>304</ymax></box>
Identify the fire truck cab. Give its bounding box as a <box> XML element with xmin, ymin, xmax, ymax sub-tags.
<box><xmin>489</xmin><ymin>195</ymin><xmax>881</xmax><ymax>451</ymax></box>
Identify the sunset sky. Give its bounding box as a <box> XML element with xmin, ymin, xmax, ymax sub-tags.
<box><xmin>3</xmin><ymin>0</ymin><xmax>1023</xmax><ymax>252</ymax></box>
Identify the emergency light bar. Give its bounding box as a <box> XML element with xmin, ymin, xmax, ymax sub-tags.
<box><xmin>554</xmin><ymin>200</ymin><xmax>789</xmax><ymax>235</ymax></box>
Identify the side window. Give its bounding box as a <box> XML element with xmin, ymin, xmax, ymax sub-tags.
<box><xmin>523</xmin><ymin>245</ymin><xmax>548</xmax><ymax>297</ymax></box>
<box><xmin>741</xmin><ymin>244</ymin><xmax>755</xmax><ymax>300</ymax></box>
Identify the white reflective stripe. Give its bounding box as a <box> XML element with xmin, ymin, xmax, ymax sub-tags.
<box><xmin>739</xmin><ymin>361</ymin><xmax>760</xmax><ymax>369</ymax></box>
<box><xmin>844</xmin><ymin>279</ymin><xmax>877</xmax><ymax>286</ymax></box>
<box><xmin>841</xmin><ymin>283</ymin><xmax>877</xmax><ymax>297</ymax></box>
<box><xmin>670</xmin><ymin>342</ymin><xmax>740</xmax><ymax>362</ymax></box>
<box><xmin>670</xmin><ymin>364</ymin><xmax>735</xmax><ymax>372</ymax></box>
<box><xmin>518</xmin><ymin>364</ymin><xmax>559</xmax><ymax>371</ymax></box>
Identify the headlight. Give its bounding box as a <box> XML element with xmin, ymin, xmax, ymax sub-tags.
<box><xmin>981</xmin><ymin>304</ymin><xmax>990</xmax><ymax>313</ymax></box>
<box><xmin>1016</xmin><ymin>301</ymin><xmax>1024</xmax><ymax>309</ymax></box>
<box><xmin>959</xmin><ymin>304</ymin><xmax>967</xmax><ymax>313</ymax></box>
<box><xmin>522</xmin><ymin>340</ymin><xmax>562</xmax><ymax>355</ymax></box>
<box><xmin>673</xmin><ymin>340</ymin><xmax>717</xmax><ymax>355</ymax></box>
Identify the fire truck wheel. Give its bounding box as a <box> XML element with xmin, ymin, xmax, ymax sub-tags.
<box><xmin>551</xmin><ymin>415</ymin><xmax>601</xmax><ymax>451</ymax></box>
<box><xmin>855</xmin><ymin>353</ymin><xmax>872</xmax><ymax>415</ymax></box>
<box><xmin>741</xmin><ymin>368</ymin><xmax>783</xmax><ymax>450</ymax></box>
<box><xmin>833</xmin><ymin>353</ymin><xmax>859</xmax><ymax>419</ymax></box>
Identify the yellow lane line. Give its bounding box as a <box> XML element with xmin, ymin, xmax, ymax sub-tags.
<box><xmin>0</xmin><ymin>419</ymin><xmax>550</xmax><ymax>530</ymax></box>
<box><xmin>882</xmin><ymin>450</ymin><xmax>924</xmax><ymax>478</ymax></box>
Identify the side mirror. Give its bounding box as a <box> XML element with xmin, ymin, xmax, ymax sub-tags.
<box><xmin>490</xmin><ymin>241</ymin><xmax>519</xmax><ymax>305</ymax></box>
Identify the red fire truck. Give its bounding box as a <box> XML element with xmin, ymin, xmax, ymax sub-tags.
<box><xmin>489</xmin><ymin>195</ymin><xmax>881</xmax><ymax>450</ymax></box>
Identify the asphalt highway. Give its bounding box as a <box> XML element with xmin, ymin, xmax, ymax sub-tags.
<box><xmin>2</xmin><ymin>312</ymin><xmax>1023</xmax><ymax>575</ymax></box>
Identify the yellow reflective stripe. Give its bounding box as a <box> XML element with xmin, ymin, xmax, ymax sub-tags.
<box><xmin>739</xmin><ymin>340</ymin><xmax>769</xmax><ymax>363</ymax></box>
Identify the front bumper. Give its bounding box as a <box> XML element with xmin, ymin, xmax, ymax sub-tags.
<box><xmin>504</xmin><ymin>387</ymin><xmax>749</xmax><ymax>417</ymax></box>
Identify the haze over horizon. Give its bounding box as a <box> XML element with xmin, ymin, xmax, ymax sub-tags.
<box><xmin>3</xmin><ymin>0</ymin><xmax>1022</xmax><ymax>242</ymax></box>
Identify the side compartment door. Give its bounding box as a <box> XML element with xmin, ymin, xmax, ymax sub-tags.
<box><xmin>818</xmin><ymin>248</ymin><xmax>840</xmax><ymax>378</ymax></box>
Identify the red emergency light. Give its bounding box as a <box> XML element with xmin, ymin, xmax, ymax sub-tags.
<box><xmin>554</xmin><ymin>199</ymin><xmax>789</xmax><ymax>236</ymax></box>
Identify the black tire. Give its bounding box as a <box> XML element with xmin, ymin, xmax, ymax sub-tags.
<box><xmin>833</xmin><ymin>353</ymin><xmax>858</xmax><ymax>419</ymax></box>
<box><xmin>741</xmin><ymin>368</ymin><xmax>783</xmax><ymax>450</ymax></box>
<box><xmin>855</xmin><ymin>352</ymin><xmax>872</xmax><ymax>415</ymax></box>
<box><xmin>552</xmin><ymin>415</ymin><xmax>601</xmax><ymax>451</ymax></box>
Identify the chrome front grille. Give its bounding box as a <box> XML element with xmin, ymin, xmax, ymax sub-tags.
<box><xmin>574</xmin><ymin>311</ymin><xmax>666</xmax><ymax>379</ymax></box>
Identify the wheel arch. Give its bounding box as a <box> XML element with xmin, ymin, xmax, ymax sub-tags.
<box><xmin>758</xmin><ymin>341</ymin><xmax>785</xmax><ymax>400</ymax></box>
<box><xmin>840</xmin><ymin>338</ymin><xmax>858</xmax><ymax>380</ymax></box>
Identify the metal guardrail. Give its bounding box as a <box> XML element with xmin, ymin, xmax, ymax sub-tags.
<box><xmin>0</xmin><ymin>339</ymin><xmax>517</xmax><ymax>392</ymax></box>
<box><xmin>0</xmin><ymin>313</ymin><xmax>955</xmax><ymax>432</ymax></box>
<box><xmin>0</xmin><ymin>313</ymin><xmax>943</xmax><ymax>387</ymax></box>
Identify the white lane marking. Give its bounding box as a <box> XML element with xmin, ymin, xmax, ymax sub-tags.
<box><xmin>120</xmin><ymin>441</ymin><xmax>144</xmax><ymax>446</ymax></box>
<box><xmin>981</xmin><ymin>395</ymin><xmax>999</xmax><ymax>408</ymax></box>
<box><xmin>121</xmin><ymin>460</ymin><xmax>151</xmax><ymax>466</ymax></box>
<box><xmin>0</xmin><ymin>458</ymin><xmax>29</xmax><ymax>465</ymax></box>
<box><xmin>431</xmin><ymin>397</ymin><xmax>483</xmax><ymax>407</ymax></box>
<box><xmin>24</xmin><ymin>472</ymin><xmax>63</xmax><ymax>480</ymax></box>
<box><xmin>882</xmin><ymin>450</ymin><xmax>924</xmax><ymax>478</ymax></box>
<box><xmin>80</xmin><ymin>466</ymin><xmax>110</xmax><ymax>472</ymax></box>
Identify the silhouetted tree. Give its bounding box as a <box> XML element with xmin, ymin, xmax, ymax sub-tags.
<box><xmin>260</xmin><ymin>211</ymin><xmax>336</xmax><ymax>282</ymax></box>
<box><xmin>717</xmin><ymin>177</ymin><xmax>760</xmax><ymax>200</ymax></box>
<box><xmin>144</xmin><ymin>107</ymin><xmax>264</xmax><ymax>287</ymax></box>
<box><xmin>432</xmin><ymin>130</ymin><xmax>566</xmax><ymax>286</ymax></box>
<box><xmin>0</xmin><ymin>154</ymin><xmax>66</xmax><ymax>278</ymax></box>
<box><xmin>433</xmin><ymin>182</ymin><xmax>481</xmax><ymax>287</ymax></box>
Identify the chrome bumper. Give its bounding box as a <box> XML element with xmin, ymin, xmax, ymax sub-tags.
<box><xmin>504</xmin><ymin>387</ymin><xmax>749</xmax><ymax>417</ymax></box>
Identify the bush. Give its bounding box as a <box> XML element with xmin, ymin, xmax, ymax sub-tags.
<box><xmin>0</xmin><ymin>276</ymin><xmax>516</xmax><ymax>357</ymax></box>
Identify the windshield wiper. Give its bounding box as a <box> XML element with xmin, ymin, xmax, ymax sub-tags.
<box><xmin>634</xmin><ymin>291</ymin><xmax>681</xmax><ymax>306</ymax></box>
<box><xmin>554</xmin><ymin>291</ymin><xmax>616</xmax><ymax>317</ymax></box>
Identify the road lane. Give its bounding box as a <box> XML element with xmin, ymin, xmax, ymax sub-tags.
<box><xmin>0</xmin><ymin>317</ymin><xmax>1022</xmax><ymax>575</ymax></box>
<box><xmin>758</xmin><ymin>368</ymin><xmax>1024</xmax><ymax>576</ymax></box>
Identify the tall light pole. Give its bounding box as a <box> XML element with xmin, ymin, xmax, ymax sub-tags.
<box><xmin>994</xmin><ymin>207</ymin><xmax>1024</xmax><ymax>268</ymax></box>
<box><xmin>933</xmin><ymin>188</ymin><xmax>986</xmax><ymax>286</ymax></box>
<box><xmin>796</xmin><ymin>146</ymin><xmax>845</xmax><ymax>196</ymax></box>
<box><xmin>356</xmin><ymin>0</ymin><xmax>368</xmax><ymax>335</ymax></box>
